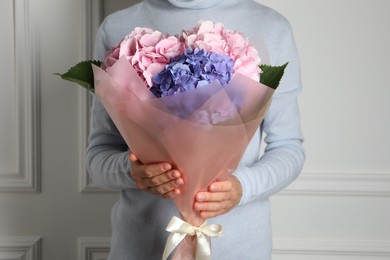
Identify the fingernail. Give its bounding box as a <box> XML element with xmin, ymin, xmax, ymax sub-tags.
<box><xmin>197</xmin><ymin>194</ymin><xmax>205</xmax><ymax>201</ymax></box>
<box><xmin>174</xmin><ymin>178</ymin><xmax>183</xmax><ymax>185</ymax></box>
<box><xmin>171</xmin><ymin>171</ymin><xmax>179</xmax><ymax>178</ymax></box>
<box><xmin>210</xmin><ymin>184</ymin><xmax>217</xmax><ymax>191</ymax></box>
<box><xmin>163</xmin><ymin>164</ymin><xmax>172</xmax><ymax>171</ymax></box>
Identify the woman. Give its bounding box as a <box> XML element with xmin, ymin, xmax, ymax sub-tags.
<box><xmin>86</xmin><ymin>0</ymin><xmax>305</xmax><ymax>259</ymax></box>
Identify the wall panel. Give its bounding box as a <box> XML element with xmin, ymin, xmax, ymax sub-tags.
<box><xmin>0</xmin><ymin>0</ymin><xmax>40</xmax><ymax>192</ymax></box>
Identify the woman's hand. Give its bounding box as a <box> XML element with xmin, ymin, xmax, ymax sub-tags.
<box><xmin>194</xmin><ymin>176</ymin><xmax>242</xmax><ymax>218</ymax></box>
<box><xmin>129</xmin><ymin>152</ymin><xmax>184</xmax><ymax>199</ymax></box>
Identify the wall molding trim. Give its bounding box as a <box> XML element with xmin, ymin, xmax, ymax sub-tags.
<box><xmin>77</xmin><ymin>0</ymin><xmax>114</xmax><ymax>193</ymax></box>
<box><xmin>273</xmin><ymin>238</ymin><xmax>390</xmax><ymax>257</ymax></box>
<box><xmin>0</xmin><ymin>236</ymin><xmax>42</xmax><ymax>260</ymax></box>
<box><xmin>280</xmin><ymin>171</ymin><xmax>390</xmax><ymax>197</ymax></box>
<box><xmin>0</xmin><ymin>0</ymin><xmax>40</xmax><ymax>193</ymax></box>
<box><xmin>78</xmin><ymin>237</ymin><xmax>110</xmax><ymax>260</ymax></box>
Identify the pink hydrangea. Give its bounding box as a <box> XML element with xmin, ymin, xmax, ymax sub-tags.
<box><xmin>102</xmin><ymin>27</ymin><xmax>184</xmax><ymax>86</ymax></box>
<box><xmin>182</xmin><ymin>20</ymin><xmax>261</xmax><ymax>81</ymax></box>
<box><xmin>101</xmin><ymin>21</ymin><xmax>261</xmax><ymax>87</ymax></box>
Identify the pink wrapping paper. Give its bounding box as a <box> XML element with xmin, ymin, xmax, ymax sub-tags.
<box><xmin>92</xmin><ymin>56</ymin><xmax>274</xmax><ymax>258</ymax></box>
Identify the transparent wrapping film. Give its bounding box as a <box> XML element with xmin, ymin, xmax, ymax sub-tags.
<box><xmin>93</xmin><ymin>57</ymin><xmax>274</xmax><ymax>259</ymax></box>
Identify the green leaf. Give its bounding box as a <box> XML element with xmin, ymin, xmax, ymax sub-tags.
<box><xmin>54</xmin><ymin>60</ymin><xmax>102</xmax><ymax>93</ymax></box>
<box><xmin>259</xmin><ymin>62</ymin><xmax>288</xmax><ymax>90</ymax></box>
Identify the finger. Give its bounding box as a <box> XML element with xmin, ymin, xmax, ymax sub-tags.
<box><xmin>129</xmin><ymin>152</ymin><xmax>173</xmax><ymax>177</ymax></box>
<box><xmin>194</xmin><ymin>201</ymin><xmax>230</xmax><ymax>212</ymax></box>
<box><xmin>163</xmin><ymin>188</ymin><xmax>181</xmax><ymax>199</ymax></box>
<box><xmin>149</xmin><ymin>178</ymin><xmax>184</xmax><ymax>195</ymax></box>
<box><xmin>129</xmin><ymin>152</ymin><xmax>138</xmax><ymax>162</ymax></box>
<box><xmin>196</xmin><ymin>191</ymin><xmax>229</xmax><ymax>202</ymax></box>
<box><xmin>147</xmin><ymin>170</ymin><xmax>181</xmax><ymax>187</ymax></box>
<box><xmin>144</xmin><ymin>163</ymin><xmax>172</xmax><ymax>177</ymax></box>
<box><xmin>209</xmin><ymin>180</ymin><xmax>233</xmax><ymax>192</ymax></box>
<box><xmin>147</xmin><ymin>187</ymin><xmax>181</xmax><ymax>199</ymax></box>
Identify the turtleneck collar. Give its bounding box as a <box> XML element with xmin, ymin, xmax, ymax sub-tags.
<box><xmin>167</xmin><ymin>0</ymin><xmax>221</xmax><ymax>9</ymax></box>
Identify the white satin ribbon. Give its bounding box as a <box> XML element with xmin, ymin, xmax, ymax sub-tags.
<box><xmin>162</xmin><ymin>216</ymin><xmax>223</xmax><ymax>260</ymax></box>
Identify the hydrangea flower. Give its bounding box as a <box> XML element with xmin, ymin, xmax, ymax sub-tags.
<box><xmin>101</xmin><ymin>20</ymin><xmax>261</xmax><ymax>94</ymax></box>
<box><xmin>183</xmin><ymin>20</ymin><xmax>261</xmax><ymax>82</ymax></box>
<box><xmin>150</xmin><ymin>48</ymin><xmax>234</xmax><ymax>97</ymax></box>
<box><xmin>101</xmin><ymin>27</ymin><xmax>184</xmax><ymax>86</ymax></box>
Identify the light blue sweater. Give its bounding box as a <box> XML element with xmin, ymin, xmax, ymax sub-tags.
<box><xmin>86</xmin><ymin>0</ymin><xmax>305</xmax><ymax>259</ymax></box>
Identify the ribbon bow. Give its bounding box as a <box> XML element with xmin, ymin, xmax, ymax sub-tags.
<box><xmin>162</xmin><ymin>216</ymin><xmax>223</xmax><ymax>260</ymax></box>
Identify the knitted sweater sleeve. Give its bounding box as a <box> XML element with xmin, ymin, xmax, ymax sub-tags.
<box><xmin>86</xmin><ymin>19</ymin><xmax>136</xmax><ymax>190</ymax></box>
<box><xmin>233</xmin><ymin>19</ymin><xmax>305</xmax><ymax>205</ymax></box>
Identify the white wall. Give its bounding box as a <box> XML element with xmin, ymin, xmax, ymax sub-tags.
<box><xmin>261</xmin><ymin>0</ymin><xmax>390</xmax><ymax>173</ymax></box>
<box><xmin>0</xmin><ymin>1</ymin><xmax>116</xmax><ymax>259</ymax></box>
<box><xmin>259</xmin><ymin>0</ymin><xmax>390</xmax><ymax>258</ymax></box>
<box><xmin>0</xmin><ymin>0</ymin><xmax>389</xmax><ymax>259</ymax></box>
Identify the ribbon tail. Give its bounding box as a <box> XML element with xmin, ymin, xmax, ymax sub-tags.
<box><xmin>162</xmin><ymin>232</ymin><xmax>186</xmax><ymax>260</ymax></box>
<box><xmin>195</xmin><ymin>232</ymin><xmax>212</xmax><ymax>260</ymax></box>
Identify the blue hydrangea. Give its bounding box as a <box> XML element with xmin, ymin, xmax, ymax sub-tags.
<box><xmin>150</xmin><ymin>48</ymin><xmax>234</xmax><ymax>98</ymax></box>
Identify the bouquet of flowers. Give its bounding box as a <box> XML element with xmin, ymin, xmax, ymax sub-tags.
<box><xmin>57</xmin><ymin>20</ymin><xmax>287</xmax><ymax>260</ymax></box>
